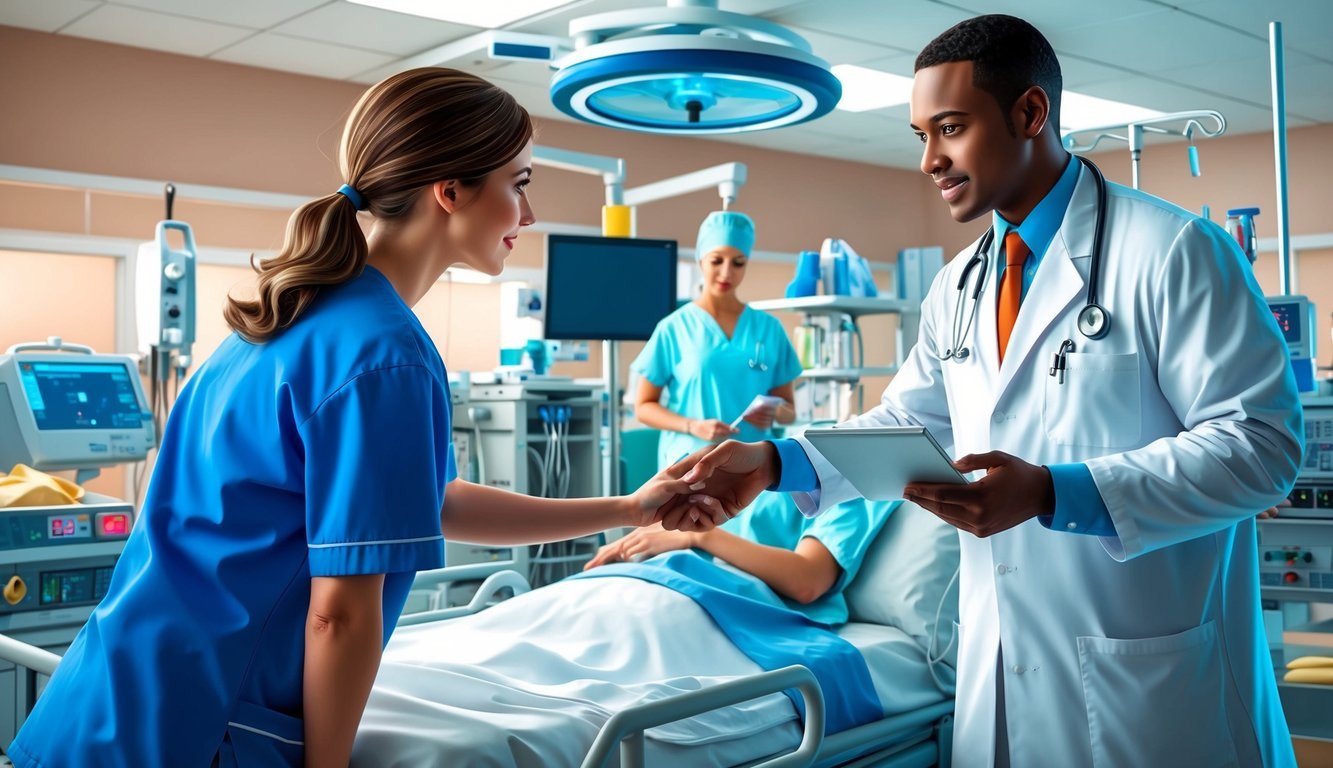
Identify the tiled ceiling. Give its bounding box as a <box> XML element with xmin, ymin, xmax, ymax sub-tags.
<box><xmin>4</xmin><ymin>0</ymin><xmax>1331</xmax><ymax>169</ymax></box>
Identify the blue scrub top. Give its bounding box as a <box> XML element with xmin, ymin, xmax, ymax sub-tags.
<box><xmin>633</xmin><ymin>303</ymin><xmax>802</xmax><ymax>470</ymax></box>
<box><xmin>720</xmin><ymin>493</ymin><xmax>893</xmax><ymax>625</ymax></box>
<box><xmin>10</xmin><ymin>267</ymin><xmax>453</xmax><ymax>768</ymax></box>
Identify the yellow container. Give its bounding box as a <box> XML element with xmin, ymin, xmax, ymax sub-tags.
<box><xmin>601</xmin><ymin>205</ymin><xmax>633</xmax><ymax>238</ymax></box>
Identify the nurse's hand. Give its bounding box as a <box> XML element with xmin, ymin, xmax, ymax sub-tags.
<box><xmin>583</xmin><ymin>524</ymin><xmax>697</xmax><ymax>570</ymax></box>
<box><xmin>903</xmin><ymin>450</ymin><xmax>1054</xmax><ymax>538</ymax></box>
<box><xmin>689</xmin><ymin>418</ymin><xmax>739</xmax><ymax>442</ymax></box>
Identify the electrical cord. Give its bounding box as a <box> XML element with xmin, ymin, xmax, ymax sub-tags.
<box><xmin>926</xmin><ymin>565</ymin><xmax>961</xmax><ymax>693</ymax></box>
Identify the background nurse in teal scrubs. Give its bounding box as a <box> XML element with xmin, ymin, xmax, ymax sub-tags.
<box><xmin>632</xmin><ymin>211</ymin><xmax>803</xmax><ymax>471</ymax></box>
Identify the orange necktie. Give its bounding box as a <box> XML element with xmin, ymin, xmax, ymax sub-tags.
<box><xmin>997</xmin><ymin>231</ymin><xmax>1029</xmax><ymax>364</ymax></box>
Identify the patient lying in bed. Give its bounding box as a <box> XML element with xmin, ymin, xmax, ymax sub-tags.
<box><xmin>352</xmin><ymin>494</ymin><xmax>958</xmax><ymax>768</ymax></box>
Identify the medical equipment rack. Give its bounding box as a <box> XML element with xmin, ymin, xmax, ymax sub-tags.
<box><xmin>750</xmin><ymin>296</ymin><xmax>921</xmax><ymax>423</ymax></box>
<box><xmin>448</xmin><ymin>379</ymin><xmax>605</xmax><ymax>590</ymax></box>
<box><xmin>1258</xmin><ymin>394</ymin><xmax>1333</xmax><ymax>744</ymax></box>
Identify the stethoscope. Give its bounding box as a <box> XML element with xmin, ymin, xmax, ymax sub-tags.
<box><xmin>748</xmin><ymin>342</ymin><xmax>768</xmax><ymax>371</ymax></box>
<box><xmin>941</xmin><ymin>155</ymin><xmax>1111</xmax><ymax>363</ymax></box>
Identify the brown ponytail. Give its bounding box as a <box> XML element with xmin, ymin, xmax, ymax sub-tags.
<box><xmin>224</xmin><ymin>68</ymin><xmax>533</xmax><ymax>342</ymax></box>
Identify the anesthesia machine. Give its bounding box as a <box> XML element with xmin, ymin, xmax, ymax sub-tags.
<box><xmin>0</xmin><ymin>339</ymin><xmax>153</xmax><ymax>745</ymax></box>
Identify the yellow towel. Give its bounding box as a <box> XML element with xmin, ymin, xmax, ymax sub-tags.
<box><xmin>1285</xmin><ymin>656</ymin><xmax>1333</xmax><ymax>684</ymax></box>
<box><xmin>0</xmin><ymin>464</ymin><xmax>85</xmax><ymax>508</ymax></box>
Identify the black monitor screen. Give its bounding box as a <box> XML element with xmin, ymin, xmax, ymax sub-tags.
<box><xmin>17</xmin><ymin>360</ymin><xmax>143</xmax><ymax>430</ymax></box>
<box><xmin>544</xmin><ymin>235</ymin><xmax>678</xmax><ymax>341</ymax></box>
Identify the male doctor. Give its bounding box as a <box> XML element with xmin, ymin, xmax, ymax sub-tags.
<box><xmin>678</xmin><ymin>14</ymin><xmax>1303</xmax><ymax>767</ymax></box>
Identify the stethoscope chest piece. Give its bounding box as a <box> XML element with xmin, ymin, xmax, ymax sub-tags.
<box><xmin>1077</xmin><ymin>303</ymin><xmax>1110</xmax><ymax>340</ymax></box>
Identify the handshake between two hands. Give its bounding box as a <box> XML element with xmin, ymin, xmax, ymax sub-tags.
<box><xmin>627</xmin><ymin>441</ymin><xmax>779</xmax><ymax>533</ymax></box>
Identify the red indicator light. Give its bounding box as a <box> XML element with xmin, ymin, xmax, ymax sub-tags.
<box><xmin>98</xmin><ymin>515</ymin><xmax>129</xmax><ymax>536</ymax></box>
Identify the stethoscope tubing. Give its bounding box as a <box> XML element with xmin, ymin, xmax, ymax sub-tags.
<box><xmin>943</xmin><ymin>155</ymin><xmax>1111</xmax><ymax>363</ymax></box>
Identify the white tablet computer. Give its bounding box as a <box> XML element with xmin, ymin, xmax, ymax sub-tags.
<box><xmin>802</xmin><ymin>426</ymin><xmax>967</xmax><ymax>500</ymax></box>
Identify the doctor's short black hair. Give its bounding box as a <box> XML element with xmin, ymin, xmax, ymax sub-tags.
<box><xmin>914</xmin><ymin>14</ymin><xmax>1062</xmax><ymax>137</ymax></box>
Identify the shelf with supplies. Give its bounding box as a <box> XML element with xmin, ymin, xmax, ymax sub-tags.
<box><xmin>750</xmin><ymin>295</ymin><xmax>919</xmax><ymax>319</ymax></box>
<box><xmin>800</xmin><ymin>366</ymin><xmax>899</xmax><ymax>381</ymax></box>
<box><xmin>752</xmin><ymin>295</ymin><xmax>921</xmax><ymax>422</ymax></box>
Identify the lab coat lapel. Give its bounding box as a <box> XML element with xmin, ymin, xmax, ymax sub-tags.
<box><xmin>994</xmin><ymin>168</ymin><xmax>1099</xmax><ymax>397</ymax></box>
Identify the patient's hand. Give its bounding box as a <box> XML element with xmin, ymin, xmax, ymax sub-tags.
<box><xmin>584</xmin><ymin>524</ymin><xmax>697</xmax><ymax>570</ymax></box>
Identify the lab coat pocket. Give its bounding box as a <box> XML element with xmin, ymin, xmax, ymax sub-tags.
<box><xmin>1078</xmin><ymin>621</ymin><xmax>1239</xmax><ymax>768</ymax></box>
<box><xmin>214</xmin><ymin>699</ymin><xmax>305</xmax><ymax>768</ymax></box>
<box><xmin>1042</xmin><ymin>352</ymin><xmax>1140</xmax><ymax>448</ymax></box>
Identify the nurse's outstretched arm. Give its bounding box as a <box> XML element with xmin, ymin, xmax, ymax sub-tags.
<box><xmin>440</xmin><ymin>447</ymin><xmax>725</xmax><ymax>543</ymax></box>
<box><xmin>303</xmin><ymin>573</ymin><xmax>385</xmax><ymax>767</ymax></box>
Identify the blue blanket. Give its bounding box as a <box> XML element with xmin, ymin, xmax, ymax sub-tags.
<box><xmin>569</xmin><ymin>550</ymin><xmax>882</xmax><ymax>734</ymax></box>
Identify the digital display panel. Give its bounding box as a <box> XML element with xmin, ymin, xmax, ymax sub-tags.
<box><xmin>544</xmin><ymin>235</ymin><xmax>678</xmax><ymax>342</ymax></box>
<box><xmin>17</xmin><ymin>361</ymin><xmax>143</xmax><ymax>431</ymax></box>
<box><xmin>1269</xmin><ymin>302</ymin><xmax>1302</xmax><ymax>344</ymax></box>
<box><xmin>39</xmin><ymin>566</ymin><xmax>114</xmax><ymax>606</ymax></box>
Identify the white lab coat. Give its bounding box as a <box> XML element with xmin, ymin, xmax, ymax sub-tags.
<box><xmin>795</xmin><ymin>167</ymin><xmax>1302</xmax><ymax>767</ymax></box>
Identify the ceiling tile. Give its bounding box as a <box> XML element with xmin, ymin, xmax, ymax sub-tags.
<box><xmin>1055</xmin><ymin>8</ymin><xmax>1266</xmax><ymax>73</ymax></box>
<box><xmin>1283</xmin><ymin>62</ymin><xmax>1333</xmax><ymax>122</ymax></box>
<box><xmin>62</xmin><ymin>4</ymin><xmax>254</xmax><ymax>57</ymax></box>
<box><xmin>786</xmin><ymin>25</ymin><xmax>911</xmax><ymax>66</ymax></box>
<box><xmin>272</xmin><ymin>3</ymin><xmax>479</xmax><ymax>56</ymax></box>
<box><xmin>943</xmin><ymin>0</ymin><xmax>1161</xmax><ymax>35</ymax></box>
<box><xmin>0</xmin><ymin>0</ymin><xmax>100</xmax><ymax>33</ymax></box>
<box><xmin>210</xmin><ymin>32</ymin><xmax>396</xmax><ymax>79</ymax></box>
<box><xmin>1172</xmin><ymin>0</ymin><xmax>1333</xmax><ymax>61</ymax></box>
<box><xmin>107</xmin><ymin>0</ymin><xmax>327</xmax><ymax>30</ymax></box>
<box><xmin>506</xmin><ymin>0</ymin><xmax>647</xmax><ymax>37</ymax></box>
<box><xmin>774</xmin><ymin>0</ymin><xmax>973</xmax><ymax>50</ymax></box>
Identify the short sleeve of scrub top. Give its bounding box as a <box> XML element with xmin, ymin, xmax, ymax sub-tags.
<box><xmin>721</xmin><ymin>492</ymin><xmax>893</xmax><ymax>624</ymax></box>
<box><xmin>634</xmin><ymin>314</ymin><xmax>680</xmax><ymax>389</ymax></box>
<box><xmin>300</xmin><ymin>364</ymin><xmax>454</xmax><ymax>576</ymax></box>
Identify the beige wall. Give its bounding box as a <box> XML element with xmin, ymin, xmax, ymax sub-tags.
<box><xmin>3</xmin><ymin>23</ymin><xmax>1333</xmax><ymax>399</ymax></box>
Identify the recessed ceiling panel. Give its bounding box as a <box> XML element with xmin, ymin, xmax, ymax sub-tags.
<box><xmin>211</xmin><ymin>32</ymin><xmax>397</xmax><ymax>79</ymax></box>
<box><xmin>109</xmin><ymin>0</ymin><xmax>328</xmax><ymax>30</ymax></box>
<box><xmin>0</xmin><ymin>0</ymin><xmax>99</xmax><ymax>33</ymax></box>
<box><xmin>273</xmin><ymin>3</ymin><xmax>480</xmax><ymax>56</ymax></box>
<box><xmin>63</xmin><ymin>4</ymin><xmax>254</xmax><ymax>57</ymax></box>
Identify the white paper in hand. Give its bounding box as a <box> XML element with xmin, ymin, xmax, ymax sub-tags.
<box><xmin>729</xmin><ymin>395</ymin><xmax>786</xmax><ymax>429</ymax></box>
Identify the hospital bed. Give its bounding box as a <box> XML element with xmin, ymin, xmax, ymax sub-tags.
<box><xmin>353</xmin><ymin>501</ymin><xmax>960</xmax><ymax>768</ymax></box>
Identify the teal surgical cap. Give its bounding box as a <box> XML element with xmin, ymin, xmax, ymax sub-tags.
<box><xmin>695</xmin><ymin>211</ymin><xmax>755</xmax><ymax>259</ymax></box>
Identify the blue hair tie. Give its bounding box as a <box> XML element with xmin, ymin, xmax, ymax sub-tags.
<box><xmin>336</xmin><ymin>183</ymin><xmax>366</xmax><ymax>211</ymax></box>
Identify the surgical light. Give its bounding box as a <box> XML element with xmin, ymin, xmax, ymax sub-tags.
<box><xmin>831</xmin><ymin>65</ymin><xmax>913</xmax><ymax>113</ymax></box>
<box><xmin>345</xmin><ymin>0</ymin><xmax>581</xmax><ymax>29</ymax></box>
<box><xmin>549</xmin><ymin>0</ymin><xmax>841</xmax><ymax>135</ymax></box>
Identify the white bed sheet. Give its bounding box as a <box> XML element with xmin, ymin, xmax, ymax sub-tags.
<box><xmin>353</xmin><ymin>575</ymin><xmax>948</xmax><ymax>768</ymax></box>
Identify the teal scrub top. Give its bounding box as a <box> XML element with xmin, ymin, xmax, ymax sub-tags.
<box><xmin>9</xmin><ymin>267</ymin><xmax>452</xmax><ymax>768</ymax></box>
<box><xmin>633</xmin><ymin>303</ymin><xmax>802</xmax><ymax>470</ymax></box>
<box><xmin>720</xmin><ymin>492</ymin><xmax>894</xmax><ymax>625</ymax></box>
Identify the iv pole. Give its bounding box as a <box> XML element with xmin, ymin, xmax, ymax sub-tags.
<box><xmin>1062</xmin><ymin>110</ymin><xmax>1227</xmax><ymax>190</ymax></box>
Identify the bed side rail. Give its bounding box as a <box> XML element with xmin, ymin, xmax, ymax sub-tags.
<box><xmin>581</xmin><ymin>664</ymin><xmax>825</xmax><ymax>768</ymax></box>
<box><xmin>0</xmin><ymin>633</ymin><xmax>60</xmax><ymax>677</ymax></box>
<box><xmin>397</xmin><ymin>569</ymin><xmax>531</xmax><ymax>626</ymax></box>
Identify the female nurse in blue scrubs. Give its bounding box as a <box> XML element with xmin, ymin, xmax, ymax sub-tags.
<box><xmin>632</xmin><ymin>211</ymin><xmax>804</xmax><ymax>471</ymax></box>
<box><xmin>8</xmin><ymin>69</ymin><xmax>710</xmax><ymax>768</ymax></box>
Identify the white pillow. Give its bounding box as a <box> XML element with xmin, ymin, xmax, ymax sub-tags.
<box><xmin>844</xmin><ymin>501</ymin><xmax>959</xmax><ymax>657</ymax></box>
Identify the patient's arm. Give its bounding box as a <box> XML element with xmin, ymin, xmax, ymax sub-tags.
<box><xmin>304</xmin><ymin>574</ymin><xmax>384</xmax><ymax>768</ymax></box>
<box><xmin>441</xmin><ymin>447</ymin><xmax>725</xmax><ymax>544</ymax></box>
<box><xmin>585</xmin><ymin>525</ymin><xmax>841</xmax><ymax>605</ymax></box>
